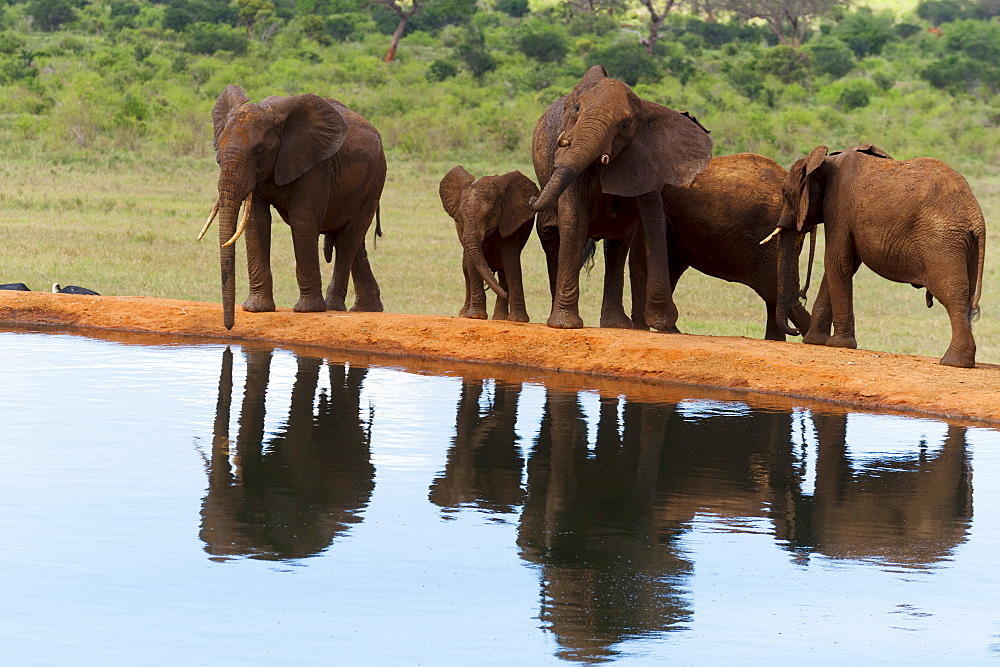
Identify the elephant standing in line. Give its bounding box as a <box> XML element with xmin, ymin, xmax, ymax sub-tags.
<box><xmin>771</xmin><ymin>144</ymin><xmax>986</xmax><ymax>367</ymax></box>
<box><xmin>530</xmin><ymin>65</ymin><xmax>713</xmax><ymax>331</ymax></box>
<box><xmin>202</xmin><ymin>85</ymin><xmax>386</xmax><ymax>329</ymax></box>
<box><xmin>439</xmin><ymin>166</ymin><xmax>539</xmax><ymax>322</ymax></box>
<box><xmin>630</xmin><ymin>153</ymin><xmax>813</xmax><ymax>340</ymax></box>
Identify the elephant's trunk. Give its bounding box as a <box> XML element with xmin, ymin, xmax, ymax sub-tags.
<box><xmin>531</xmin><ymin>165</ymin><xmax>576</xmax><ymax>212</ymax></box>
<box><xmin>532</xmin><ymin>119</ymin><xmax>611</xmax><ymax>212</ymax></box>
<box><xmin>462</xmin><ymin>225</ymin><xmax>508</xmax><ymax>300</ymax></box>
<box><xmin>775</xmin><ymin>228</ymin><xmax>803</xmax><ymax>337</ymax></box>
<box><xmin>218</xmin><ymin>194</ymin><xmax>240</xmax><ymax>330</ymax></box>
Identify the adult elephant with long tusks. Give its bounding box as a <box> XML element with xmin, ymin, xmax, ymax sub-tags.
<box><xmin>530</xmin><ymin>65</ymin><xmax>713</xmax><ymax>331</ymax></box>
<box><xmin>769</xmin><ymin>144</ymin><xmax>986</xmax><ymax>368</ymax></box>
<box><xmin>202</xmin><ymin>85</ymin><xmax>386</xmax><ymax>330</ymax></box>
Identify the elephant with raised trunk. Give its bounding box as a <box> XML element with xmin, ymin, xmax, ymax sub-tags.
<box><xmin>203</xmin><ymin>85</ymin><xmax>386</xmax><ymax>329</ymax></box>
<box><xmin>530</xmin><ymin>65</ymin><xmax>713</xmax><ymax>331</ymax></box>
<box><xmin>439</xmin><ymin>166</ymin><xmax>539</xmax><ymax>322</ymax></box>
<box><xmin>770</xmin><ymin>144</ymin><xmax>986</xmax><ymax>367</ymax></box>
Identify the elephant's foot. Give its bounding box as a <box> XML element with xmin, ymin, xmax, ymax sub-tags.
<box><xmin>505</xmin><ymin>310</ymin><xmax>530</xmax><ymax>323</ymax></box>
<box><xmin>600</xmin><ymin>309</ymin><xmax>633</xmax><ymax>329</ymax></box>
<box><xmin>462</xmin><ymin>311</ymin><xmax>488</xmax><ymax>320</ymax></box>
<box><xmin>653</xmin><ymin>324</ymin><xmax>681</xmax><ymax>334</ymax></box>
<box><xmin>646</xmin><ymin>316</ymin><xmax>680</xmax><ymax>333</ymax></box>
<box><xmin>242</xmin><ymin>294</ymin><xmax>276</xmax><ymax>313</ymax></box>
<box><xmin>294</xmin><ymin>294</ymin><xmax>328</xmax><ymax>313</ymax></box>
<box><xmin>826</xmin><ymin>335</ymin><xmax>857</xmax><ymax>349</ymax></box>
<box><xmin>802</xmin><ymin>330</ymin><xmax>829</xmax><ymax>346</ymax></box>
<box><xmin>547</xmin><ymin>309</ymin><xmax>584</xmax><ymax>329</ymax></box>
<box><xmin>350</xmin><ymin>297</ymin><xmax>384</xmax><ymax>313</ymax></box>
<box><xmin>940</xmin><ymin>346</ymin><xmax>976</xmax><ymax>368</ymax></box>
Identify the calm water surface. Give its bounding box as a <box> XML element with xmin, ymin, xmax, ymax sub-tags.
<box><xmin>2</xmin><ymin>329</ymin><xmax>999</xmax><ymax>663</ymax></box>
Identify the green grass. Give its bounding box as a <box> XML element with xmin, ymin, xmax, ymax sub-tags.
<box><xmin>2</xmin><ymin>151</ymin><xmax>997</xmax><ymax>364</ymax></box>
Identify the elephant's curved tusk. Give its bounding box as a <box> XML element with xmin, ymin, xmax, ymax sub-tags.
<box><xmin>557</xmin><ymin>132</ymin><xmax>569</xmax><ymax>148</ymax></box>
<box><xmin>222</xmin><ymin>193</ymin><xmax>252</xmax><ymax>248</ymax></box>
<box><xmin>600</xmin><ymin>154</ymin><xmax>610</xmax><ymax>165</ymax></box>
<box><xmin>759</xmin><ymin>226</ymin><xmax>781</xmax><ymax>245</ymax></box>
<box><xmin>198</xmin><ymin>199</ymin><xmax>220</xmax><ymax>240</ymax></box>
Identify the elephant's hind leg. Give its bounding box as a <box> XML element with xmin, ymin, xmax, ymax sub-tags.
<box><xmin>937</xmin><ymin>285</ymin><xmax>976</xmax><ymax>368</ymax></box>
<box><xmin>347</xmin><ymin>244</ymin><xmax>384</xmax><ymax>312</ymax></box>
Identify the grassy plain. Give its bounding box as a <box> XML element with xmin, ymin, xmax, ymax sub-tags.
<box><xmin>1</xmin><ymin>150</ymin><xmax>997</xmax><ymax>365</ymax></box>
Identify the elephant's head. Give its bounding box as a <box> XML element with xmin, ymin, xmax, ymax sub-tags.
<box><xmin>771</xmin><ymin>145</ymin><xmax>829</xmax><ymax>336</ymax></box>
<box><xmin>201</xmin><ymin>85</ymin><xmax>349</xmax><ymax>329</ymax></box>
<box><xmin>530</xmin><ymin>65</ymin><xmax>713</xmax><ymax>212</ymax></box>
<box><xmin>439</xmin><ymin>165</ymin><xmax>539</xmax><ymax>300</ymax></box>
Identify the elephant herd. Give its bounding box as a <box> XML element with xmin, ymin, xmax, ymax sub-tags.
<box><xmin>202</xmin><ymin>66</ymin><xmax>986</xmax><ymax>368</ymax></box>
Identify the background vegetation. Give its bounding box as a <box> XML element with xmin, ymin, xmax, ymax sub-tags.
<box><xmin>0</xmin><ymin>0</ymin><xmax>997</xmax><ymax>363</ymax></box>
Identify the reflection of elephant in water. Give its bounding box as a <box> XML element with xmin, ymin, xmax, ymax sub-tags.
<box><xmin>772</xmin><ymin>144</ymin><xmax>986</xmax><ymax>367</ymax></box>
<box><xmin>200</xmin><ymin>347</ymin><xmax>375</xmax><ymax>560</ymax></box>
<box><xmin>438</xmin><ymin>167</ymin><xmax>539</xmax><ymax>322</ymax></box>
<box><xmin>530</xmin><ymin>65</ymin><xmax>713</xmax><ymax>331</ymax></box>
<box><xmin>204</xmin><ymin>85</ymin><xmax>386</xmax><ymax>329</ymax></box>
<box><xmin>517</xmin><ymin>388</ymin><xmax>691</xmax><ymax>663</ymax></box>
<box><xmin>629</xmin><ymin>153</ymin><xmax>813</xmax><ymax>340</ymax></box>
<box><xmin>771</xmin><ymin>412</ymin><xmax>971</xmax><ymax>566</ymax></box>
<box><xmin>428</xmin><ymin>379</ymin><xmax>524</xmax><ymax>513</ymax></box>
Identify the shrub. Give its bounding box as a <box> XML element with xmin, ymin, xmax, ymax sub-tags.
<box><xmin>518</xmin><ymin>22</ymin><xmax>568</xmax><ymax>63</ymax></box>
<box><xmin>834</xmin><ymin>77</ymin><xmax>878</xmax><ymax>110</ymax></box>
<box><xmin>917</xmin><ymin>0</ymin><xmax>962</xmax><ymax>26</ymax></box>
<box><xmin>26</xmin><ymin>0</ymin><xmax>78</xmax><ymax>32</ymax></box>
<box><xmin>183</xmin><ymin>23</ymin><xmax>248</xmax><ymax>55</ymax></box>
<box><xmin>495</xmin><ymin>0</ymin><xmax>529</xmax><ymax>18</ymax></box>
<box><xmin>758</xmin><ymin>44</ymin><xmax>812</xmax><ymax>84</ymax></box>
<box><xmin>588</xmin><ymin>42</ymin><xmax>660</xmax><ymax>86</ymax></box>
<box><xmin>832</xmin><ymin>8</ymin><xmax>898</xmax><ymax>59</ymax></box>
<box><xmin>456</xmin><ymin>29</ymin><xmax>496</xmax><ymax>79</ymax></box>
<box><xmin>426</xmin><ymin>58</ymin><xmax>458</xmax><ymax>82</ymax></box>
<box><xmin>806</xmin><ymin>35</ymin><xmax>856</xmax><ymax>78</ymax></box>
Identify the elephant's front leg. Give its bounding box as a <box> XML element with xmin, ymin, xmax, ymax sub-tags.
<box><xmin>802</xmin><ymin>276</ymin><xmax>833</xmax><ymax>345</ymax></box>
<box><xmin>600</xmin><ymin>238</ymin><xmax>633</xmax><ymax>329</ymax></box>
<box><xmin>822</xmin><ymin>241</ymin><xmax>862</xmax><ymax>349</ymax></box>
<box><xmin>547</xmin><ymin>190</ymin><xmax>587</xmax><ymax>329</ymax></box>
<box><xmin>460</xmin><ymin>254</ymin><xmax>488</xmax><ymax>319</ymax></box>
<box><xmin>492</xmin><ymin>268</ymin><xmax>511</xmax><ymax>320</ymax></box>
<box><xmin>499</xmin><ymin>242</ymin><xmax>529</xmax><ymax>322</ymax></box>
<box><xmin>636</xmin><ymin>191</ymin><xmax>679</xmax><ymax>333</ymax></box>
<box><xmin>242</xmin><ymin>197</ymin><xmax>276</xmax><ymax>313</ymax></box>
<box><xmin>290</xmin><ymin>218</ymin><xmax>328</xmax><ymax>313</ymax></box>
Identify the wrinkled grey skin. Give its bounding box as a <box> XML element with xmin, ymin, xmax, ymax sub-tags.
<box><xmin>439</xmin><ymin>166</ymin><xmax>539</xmax><ymax>322</ymax></box>
<box><xmin>210</xmin><ymin>85</ymin><xmax>385</xmax><ymax>329</ymax></box>
<box><xmin>774</xmin><ymin>144</ymin><xmax>986</xmax><ymax>368</ymax></box>
<box><xmin>530</xmin><ymin>65</ymin><xmax>713</xmax><ymax>331</ymax></box>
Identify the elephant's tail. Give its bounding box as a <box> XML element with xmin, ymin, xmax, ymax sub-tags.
<box><xmin>373</xmin><ymin>204</ymin><xmax>383</xmax><ymax>250</ymax></box>
<box><xmin>971</xmin><ymin>222</ymin><xmax>985</xmax><ymax>323</ymax></box>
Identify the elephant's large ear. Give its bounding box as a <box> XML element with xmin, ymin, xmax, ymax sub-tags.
<box><xmin>212</xmin><ymin>85</ymin><xmax>250</xmax><ymax>164</ymax></box>
<box><xmin>497</xmin><ymin>170</ymin><xmax>539</xmax><ymax>238</ymax></box>
<box><xmin>599</xmin><ymin>104</ymin><xmax>713</xmax><ymax>197</ymax></box>
<box><xmin>439</xmin><ymin>165</ymin><xmax>475</xmax><ymax>220</ymax></box>
<box><xmin>795</xmin><ymin>145</ymin><xmax>828</xmax><ymax>231</ymax></box>
<box><xmin>266</xmin><ymin>94</ymin><xmax>349</xmax><ymax>186</ymax></box>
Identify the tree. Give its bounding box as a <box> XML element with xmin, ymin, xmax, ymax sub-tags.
<box><xmin>636</xmin><ymin>0</ymin><xmax>678</xmax><ymax>56</ymax></box>
<box><xmin>726</xmin><ymin>0</ymin><xmax>848</xmax><ymax>47</ymax></box>
<box><xmin>374</xmin><ymin>0</ymin><xmax>428</xmax><ymax>62</ymax></box>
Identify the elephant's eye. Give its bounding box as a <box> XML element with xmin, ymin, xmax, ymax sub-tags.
<box><xmin>620</xmin><ymin>120</ymin><xmax>631</xmax><ymax>132</ymax></box>
<box><xmin>573</xmin><ymin>103</ymin><xmax>580</xmax><ymax>114</ymax></box>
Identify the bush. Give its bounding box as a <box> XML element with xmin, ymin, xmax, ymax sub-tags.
<box><xmin>426</xmin><ymin>58</ymin><xmax>458</xmax><ymax>82</ymax></box>
<box><xmin>917</xmin><ymin>0</ymin><xmax>962</xmax><ymax>26</ymax></box>
<box><xmin>588</xmin><ymin>42</ymin><xmax>660</xmax><ymax>86</ymax></box>
<box><xmin>183</xmin><ymin>22</ymin><xmax>248</xmax><ymax>55</ymax></box>
<box><xmin>758</xmin><ymin>45</ymin><xmax>812</xmax><ymax>84</ymax></box>
<box><xmin>456</xmin><ymin>29</ymin><xmax>496</xmax><ymax>79</ymax></box>
<box><xmin>26</xmin><ymin>0</ymin><xmax>78</xmax><ymax>31</ymax></box>
<box><xmin>495</xmin><ymin>0</ymin><xmax>529</xmax><ymax>18</ymax></box>
<box><xmin>833</xmin><ymin>77</ymin><xmax>878</xmax><ymax>109</ymax></box>
<box><xmin>806</xmin><ymin>35</ymin><xmax>856</xmax><ymax>78</ymax></box>
<box><xmin>518</xmin><ymin>22</ymin><xmax>568</xmax><ymax>63</ymax></box>
<box><xmin>832</xmin><ymin>8</ymin><xmax>898</xmax><ymax>59</ymax></box>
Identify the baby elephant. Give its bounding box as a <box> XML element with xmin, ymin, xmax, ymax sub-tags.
<box><xmin>771</xmin><ymin>144</ymin><xmax>986</xmax><ymax>368</ymax></box>
<box><xmin>439</xmin><ymin>166</ymin><xmax>539</xmax><ymax>322</ymax></box>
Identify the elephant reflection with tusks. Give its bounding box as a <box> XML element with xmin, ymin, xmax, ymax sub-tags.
<box><xmin>200</xmin><ymin>347</ymin><xmax>375</xmax><ymax>561</ymax></box>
